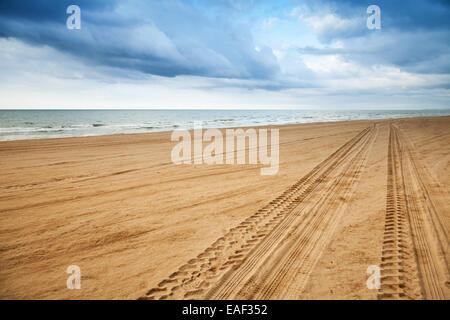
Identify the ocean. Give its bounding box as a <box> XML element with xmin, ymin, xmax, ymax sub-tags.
<box><xmin>0</xmin><ymin>109</ymin><xmax>449</xmax><ymax>141</ymax></box>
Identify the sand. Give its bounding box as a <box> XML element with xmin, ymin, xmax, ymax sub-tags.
<box><xmin>0</xmin><ymin>116</ymin><xmax>448</xmax><ymax>300</ymax></box>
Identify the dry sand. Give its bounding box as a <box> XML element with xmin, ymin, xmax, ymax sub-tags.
<box><xmin>0</xmin><ymin>116</ymin><xmax>448</xmax><ymax>300</ymax></box>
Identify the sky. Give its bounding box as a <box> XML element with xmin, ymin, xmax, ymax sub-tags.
<box><xmin>0</xmin><ymin>0</ymin><xmax>449</xmax><ymax>109</ymax></box>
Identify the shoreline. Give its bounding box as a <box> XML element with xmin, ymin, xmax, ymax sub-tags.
<box><xmin>1</xmin><ymin>114</ymin><xmax>449</xmax><ymax>144</ymax></box>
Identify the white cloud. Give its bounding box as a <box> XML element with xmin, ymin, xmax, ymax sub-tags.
<box><xmin>302</xmin><ymin>13</ymin><xmax>362</xmax><ymax>36</ymax></box>
<box><xmin>1</xmin><ymin>38</ymin><xmax>448</xmax><ymax>110</ymax></box>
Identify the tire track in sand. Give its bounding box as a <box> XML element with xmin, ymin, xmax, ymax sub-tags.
<box><xmin>378</xmin><ymin>124</ymin><xmax>449</xmax><ymax>300</ymax></box>
<box><xmin>139</xmin><ymin>125</ymin><xmax>376</xmax><ymax>300</ymax></box>
<box><xmin>207</xmin><ymin>124</ymin><xmax>376</xmax><ymax>299</ymax></box>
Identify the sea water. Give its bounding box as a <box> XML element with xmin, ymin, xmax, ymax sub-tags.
<box><xmin>0</xmin><ymin>109</ymin><xmax>449</xmax><ymax>141</ymax></box>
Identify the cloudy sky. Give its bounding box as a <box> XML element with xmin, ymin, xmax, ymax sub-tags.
<box><xmin>0</xmin><ymin>0</ymin><xmax>449</xmax><ymax>109</ymax></box>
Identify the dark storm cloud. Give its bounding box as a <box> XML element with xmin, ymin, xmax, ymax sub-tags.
<box><xmin>0</xmin><ymin>0</ymin><xmax>279</xmax><ymax>79</ymax></box>
<box><xmin>0</xmin><ymin>0</ymin><xmax>115</xmax><ymax>22</ymax></box>
<box><xmin>0</xmin><ymin>0</ymin><xmax>448</xmax><ymax>87</ymax></box>
<box><xmin>298</xmin><ymin>0</ymin><xmax>450</xmax><ymax>76</ymax></box>
<box><xmin>298</xmin><ymin>0</ymin><xmax>450</xmax><ymax>41</ymax></box>
<box><xmin>326</xmin><ymin>0</ymin><xmax>450</xmax><ymax>30</ymax></box>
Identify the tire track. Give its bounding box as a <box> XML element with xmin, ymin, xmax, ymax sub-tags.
<box><xmin>378</xmin><ymin>125</ymin><xmax>422</xmax><ymax>299</ymax></box>
<box><xmin>139</xmin><ymin>125</ymin><xmax>375</xmax><ymax>300</ymax></box>
<box><xmin>207</xmin><ymin>124</ymin><xmax>376</xmax><ymax>299</ymax></box>
<box><xmin>400</xmin><ymin>130</ymin><xmax>450</xmax><ymax>267</ymax></box>
<box><xmin>378</xmin><ymin>125</ymin><xmax>449</xmax><ymax>300</ymax></box>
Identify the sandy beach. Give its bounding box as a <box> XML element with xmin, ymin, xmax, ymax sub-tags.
<box><xmin>0</xmin><ymin>116</ymin><xmax>448</xmax><ymax>300</ymax></box>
